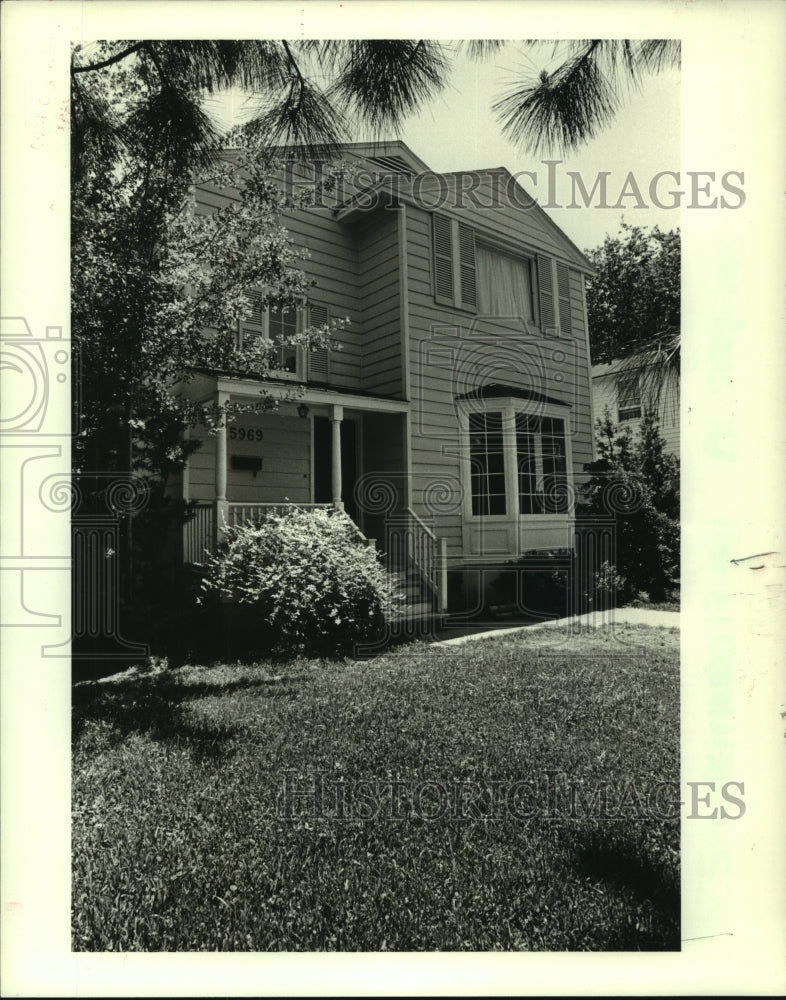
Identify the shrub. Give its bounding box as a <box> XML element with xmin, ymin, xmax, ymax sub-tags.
<box><xmin>488</xmin><ymin>550</ymin><xmax>573</xmax><ymax>618</ymax></box>
<box><xmin>199</xmin><ymin>507</ymin><xmax>402</xmax><ymax>655</ymax></box>
<box><xmin>580</xmin><ymin>410</ymin><xmax>680</xmax><ymax>604</ymax></box>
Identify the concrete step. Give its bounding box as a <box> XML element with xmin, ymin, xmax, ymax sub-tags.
<box><xmin>389</xmin><ymin>570</ymin><xmax>423</xmax><ymax>586</ymax></box>
<box><xmin>393</xmin><ymin>601</ymin><xmax>435</xmax><ymax>619</ymax></box>
<box><xmin>388</xmin><ymin>568</ymin><xmax>427</xmax><ymax>607</ymax></box>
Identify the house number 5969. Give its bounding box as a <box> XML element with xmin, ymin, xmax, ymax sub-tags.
<box><xmin>229</xmin><ymin>426</ymin><xmax>264</xmax><ymax>441</ymax></box>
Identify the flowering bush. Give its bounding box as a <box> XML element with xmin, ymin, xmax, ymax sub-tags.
<box><xmin>199</xmin><ymin>507</ymin><xmax>402</xmax><ymax>655</ymax></box>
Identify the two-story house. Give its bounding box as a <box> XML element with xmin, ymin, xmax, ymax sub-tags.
<box><xmin>171</xmin><ymin>141</ymin><xmax>596</xmax><ymax>617</ymax></box>
<box><xmin>591</xmin><ymin>357</ymin><xmax>680</xmax><ymax>457</ymax></box>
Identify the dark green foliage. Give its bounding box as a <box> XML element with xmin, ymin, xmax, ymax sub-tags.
<box><xmin>581</xmin><ymin>410</ymin><xmax>680</xmax><ymax>603</ymax></box>
<box><xmin>199</xmin><ymin>508</ymin><xmax>402</xmax><ymax>656</ymax></box>
<box><xmin>586</xmin><ymin>223</ymin><xmax>680</xmax><ymax>367</ymax></box>
<box><xmin>73</xmin><ymin>624</ymin><xmax>680</xmax><ymax>951</ymax></box>
<box><xmin>488</xmin><ymin>551</ymin><xmax>574</xmax><ymax>619</ymax></box>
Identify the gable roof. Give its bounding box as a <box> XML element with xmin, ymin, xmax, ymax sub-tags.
<box><xmin>214</xmin><ymin>140</ymin><xmax>593</xmax><ymax>273</ymax></box>
<box><xmin>331</xmin><ymin>144</ymin><xmax>592</xmax><ymax>273</ymax></box>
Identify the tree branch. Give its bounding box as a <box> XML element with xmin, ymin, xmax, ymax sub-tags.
<box><xmin>281</xmin><ymin>40</ymin><xmax>304</xmax><ymax>86</ymax></box>
<box><xmin>71</xmin><ymin>42</ymin><xmax>145</xmax><ymax>76</ymax></box>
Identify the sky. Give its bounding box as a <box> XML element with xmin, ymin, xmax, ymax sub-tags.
<box><xmin>211</xmin><ymin>44</ymin><xmax>681</xmax><ymax>254</ymax></box>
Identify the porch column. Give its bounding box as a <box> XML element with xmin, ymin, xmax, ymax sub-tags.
<box><xmin>214</xmin><ymin>389</ymin><xmax>229</xmax><ymax>546</ymax></box>
<box><xmin>330</xmin><ymin>403</ymin><xmax>343</xmax><ymax>510</ymax></box>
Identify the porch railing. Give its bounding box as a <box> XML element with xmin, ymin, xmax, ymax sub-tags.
<box><xmin>183</xmin><ymin>501</ymin><xmax>214</xmax><ymax>565</ymax></box>
<box><xmin>228</xmin><ymin>502</ymin><xmax>332</xmax><ymax>527</ymax></box>
<box><xmin>182</xmin><ymin>501</ymin><xmax>371</xmax><ymax>564</ymax></box>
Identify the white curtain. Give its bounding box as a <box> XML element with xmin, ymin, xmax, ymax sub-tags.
<box><xmin>476</xmin><ymin>244</ymin><xmax>533</xmax><ymax>320</ymax></box>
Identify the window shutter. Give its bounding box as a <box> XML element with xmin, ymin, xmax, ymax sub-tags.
<box><xmin>556</xmin><ymin>262</ymin><xmax>572</xmax><ymax>336</ymax></box>
<box><xmin>241</xmin><ymin>291</ymin><xmax>265</xmax><ymax>347</ymax></box>
<box><xmin>458</xmin><ymin>222</ymin><xmax>477</xmax><ymax>310</ymax></box>
<box><xmin>537</xmin><ymin>255</ymin><xmax>555</xmax><ymax>330</ymax></box>
<box><xmin>432</xmin><ymin>213</ymin><xmax>454</xmax><ymax>305</ymax></box>
<box><xmin>307</xmin><ymin>303</ymin><xmax>330</xmax><ymax>382</ymax></box>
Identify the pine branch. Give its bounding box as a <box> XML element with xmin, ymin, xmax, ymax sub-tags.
<box><xmin>71</xmin><ymin>42</ymin><xmax>145</xmax><ymax>75</ymax></box>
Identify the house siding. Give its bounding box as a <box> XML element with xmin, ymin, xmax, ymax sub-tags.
<box><xmin>185</xmin><ymin>147</ymin><xmax>596</xmax><ymax>575</ymax></box>
<box><xmin>592</xmin><ymin>365</ymin><xmax>680</xmax><ymax>457</ymax></box>
<box><xmin>194</xmin><ymin>171</ymin><xmax>365</xmax><ymax>392</ymax></box>
<box><xmin>187</xmin><ymin>410</ymin><xmax>311</xmax><ymax>504</ymax></box>
<box><xmin>355</xmin><ymin>209</ymin><xmax>402</xmax><ymax>397</ymax></box>
<box><xmin>404</xmin><ymin>201</ymin><xmax>594</xmax><ymax>562</ymax></box>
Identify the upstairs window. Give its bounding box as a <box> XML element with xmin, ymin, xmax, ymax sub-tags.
<box><xmin>268</xmin><ymin>307</ymin><xmax>299</xmax><ymax>374</ymax></box>
<box><xmin>239</xmin><ymin>297</ymin><xmax>332</xmax><ymax>383</ymax></box>
<box><xmin>617</xmin><ymin>372</ymin><xmax>642</xmax><ymax>421</ymax></box>
<box><xmin>239</xmin><ymin>295</ymin><xmax>301</xmax><ymax>380</ymax></box>
<box><xmin>475</xmin><ymin>244</ymin><xmax>534</xmax><ymax>320</ymax></box>
<box><xmin>432</xmin><ymin>212</ymin><xmax>574</xmax><ymax>335</ymax></box>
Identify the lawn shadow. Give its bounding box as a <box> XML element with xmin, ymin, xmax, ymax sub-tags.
<box><xmin>566</xmin><ymin>828</ymin><xmax>681</xmax><ymax>950</ymax></box>
<box><xmin>72</xmin><ymin>671</ymin><xmax>304</xmax><ymax>760</ymax></box>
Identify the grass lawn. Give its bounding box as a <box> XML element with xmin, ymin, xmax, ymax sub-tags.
<box><xmin>72</xmin><ymin>623</ymin><xmax>680</xmax><ymax>951</ymax></box>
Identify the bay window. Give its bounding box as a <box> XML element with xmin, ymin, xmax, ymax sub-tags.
<box><xmin>516</xmin><ymin>414</ymin><xmax>569</xmax><ymax>514</ymax></box>
<box><xmin>462</xmin><ymin>398</ymin><xmax>573</xmax><ymax>520</ymax></box>
<box><xmin>469</xmin><ymin>411</ymin><xmax>506</xmax><ymax>515</ymax></box>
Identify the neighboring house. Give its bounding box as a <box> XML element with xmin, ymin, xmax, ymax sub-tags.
<box><xmin>591</xmin><ymin>358</ymin><xmax>680</xmax><ymax>457</ymax></box>
<box><xmin>170</xmin><ymin>141</ymin><xmax>596</xmax><ymax>615</ymax></box>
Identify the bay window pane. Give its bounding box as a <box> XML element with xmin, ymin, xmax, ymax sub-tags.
<box><xmin>516</xmin><ymin>413</ymin><xmax>539</xmax><ymax>514</ymax></box>
<box><xmin>541</xmin><ymin>417</ymin><xmax>568</xmax><ymax>513</ymax></box>
<box><xmin>469</xmin><ymin>411</ymin><xmax>506</xmax><ymax>516</ymax></box>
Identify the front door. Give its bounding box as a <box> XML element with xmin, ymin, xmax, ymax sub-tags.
<box><xmin>313</xmin><ymin>416</ymin><xmax>358</xmax><ymax>522</ymax></box>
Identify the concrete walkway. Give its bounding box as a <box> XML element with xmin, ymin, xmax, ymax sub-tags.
<box><xmin>437</xmin><ymin>608</ymin><xmax>680</xmax><ymax>646</ymax></box>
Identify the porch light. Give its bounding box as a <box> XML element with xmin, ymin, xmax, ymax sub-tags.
<box><xmin>297</xmin><ymin>403</ymin><xmax>310</xmax><ymax>419</ymax></box>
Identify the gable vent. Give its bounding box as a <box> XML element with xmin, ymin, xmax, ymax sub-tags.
<box><xmin>367</xmin><ymin>155</ymin><xmax>415</xmax><ymax>176</ymax></box>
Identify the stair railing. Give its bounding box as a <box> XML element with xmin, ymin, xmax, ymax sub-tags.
<box><xmin>387</xmin><ymin>507</ymin><xmax>448</xmax><ymax>613</ymax></box>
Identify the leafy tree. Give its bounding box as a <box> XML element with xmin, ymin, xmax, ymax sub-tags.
<box><xmin>585</xmin><ymin>223</ymin><xmax>680</xmax><ymax>409</ymax></box>
<box><xmin>581</xmin><ymin>408</ymin><xmax>680</xmax><ymax>603</ymax></box>
<box><xmin>72</xmin><ymin>143</ymin><xmax>335</xmax><ymax>479</ymax></box>
<box><xmin>586</xmin><ymin>223</ymin><xmax>680</xmax><ymax>364</ymax></box>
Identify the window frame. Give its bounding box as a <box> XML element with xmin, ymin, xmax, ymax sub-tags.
<box><xmin>473</xmin><ymin>239</ymin><xmax>537</xmax><ymax>324</ymax></box>
<box><xmin>459</xmin><ymin>397</ymin><xmax>574</xmax><ymax>522</ymax></box>
<box><xmin>617</xmin><ymin>371</ymin><xmax>642</xmax><ymax>422</ymax></box>
<box><xmin>239</xmin><ymin>296</ymin><xmax>305</xmax><ymax>381</ymax></box>
<box><xmin>431</xmin><ymin>213</ymin><xmax>575</xmax><ymax>339</ymax></box>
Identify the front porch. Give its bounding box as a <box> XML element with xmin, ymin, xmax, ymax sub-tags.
<box><xmin>176</xmin><ymin>375</ymin><xmax>448</xmax><ymax>616</ymax></box>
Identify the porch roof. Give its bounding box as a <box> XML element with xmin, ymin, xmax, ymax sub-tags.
<box><xmin>186</xmin><ymin>369</ymin><xmax>409</xmax><ymax>414</ymax></box>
